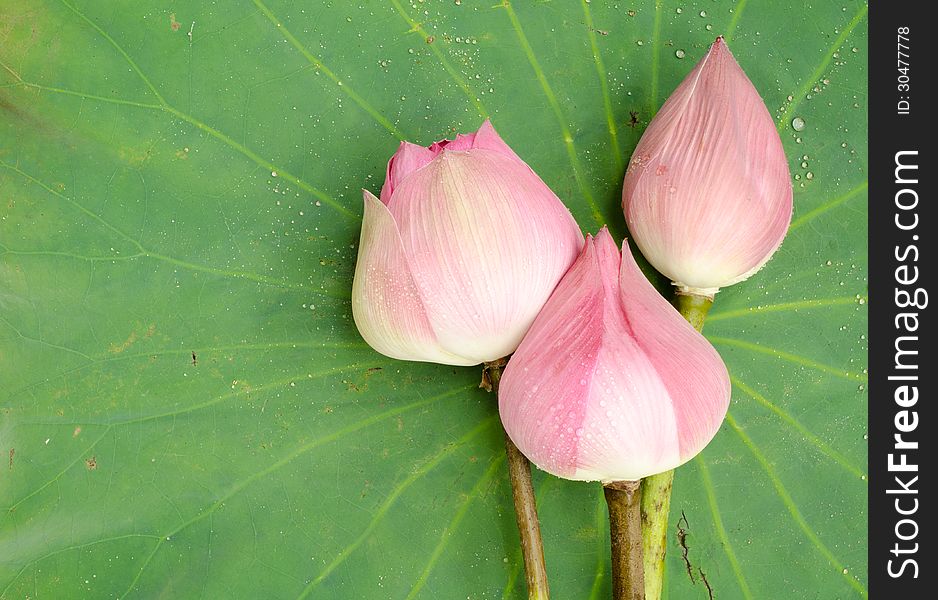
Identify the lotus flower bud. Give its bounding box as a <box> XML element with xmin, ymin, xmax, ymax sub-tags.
<box><xmin>498</xmin><ymin>228</ymin><xmax>730</xmax><ymax>482</ymax></box>
<box><xmin>352</xmin><ymin>120</ymin><xmax>584</xmax><ymax>366</ymax></box>
<box><xmin>622</xmin><ymin>37</ymin><xmax>792</xmax><ymax>297</ymax></box>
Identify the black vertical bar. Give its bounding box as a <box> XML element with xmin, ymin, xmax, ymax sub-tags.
<box><xmin>869</xmin><ymin>2</ymin><xmax>934</xmax><ymax>596</ymax></box>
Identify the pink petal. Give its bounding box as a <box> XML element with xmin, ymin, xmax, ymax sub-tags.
<box><xmin>450</xmin><ymin>119</ymin><xmax>524</xmax><ymax>163</ymax></box>
<box><xmin>615</xmin><ymin>238</ymin><xmax>730</xmax><ymax>466</ymax></box>
<box><xmin>381</xmin><ymin>121</ymin><xmax>525</xmax><ymax>202</ymax></box>
<box><xmin>387</xmin><ymin>149</ymin><xmax>583</xmax><ymax>364</ymax></box>
<box><xmin>622</xmin><ymin>37</ymin><xmax>792</xmax><ymax>294</ymax></box>
<box><xmin>570</xmin><ymin>232</ymin><xmax>683</xmax><ymax>481</ymax></box>
<box><xmin>381</xmin><ymin>142</ymin><xmax>437</xmax><ymax>204</ymax></box>
<box><xmin>352</xmin><ymin>190</ymin><xmax>476</xmax><ymax>366</ymax></box>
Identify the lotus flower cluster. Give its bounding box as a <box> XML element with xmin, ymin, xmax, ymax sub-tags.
<box><xmin>352</xmin><ymin>38</ymin><xmax>789</xmax><ymax>483</ymax></box>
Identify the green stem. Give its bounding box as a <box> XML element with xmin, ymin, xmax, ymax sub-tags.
<box><xmin>604</xmin><ymin>480</ymin><xmax>645</xmax><ymax>600</ymax></box>
<box><xmin>673</xmin><ymin>293</ymin><xmax>713</xmax><ymax>332</ymax></box>
<box><xmin>640</xmin><ymin>292</ymin><xmax>712</xmax><ymax>600</ymax></box>
<box><xmin>639</xmin><ymin>470</ymin><xmax>673</xmax><ymax>600</ymax></box>
<box><xmin>485</xmin><ymin>360</ymin><xmax>550</xmax><ymax>600</ymax></box>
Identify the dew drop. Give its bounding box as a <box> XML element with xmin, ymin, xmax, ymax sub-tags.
<box><xmin>805</xmin><ymin>171</ymin><xmax>814</xmax><ymax>180</ymax></box>
<box><xmin>675</xmin><ymin>49</ymin><xmax>686</xmax><ymax>59</ymax></box>
<box><xmin>791</xmin><ymin>116</ymin><xmax>806</xmax><ymax>131</ymax></box>
<box><xmin>699</xmin><ymin>10</ymin><xmax>707</xmax><ymax>17</ymax></box>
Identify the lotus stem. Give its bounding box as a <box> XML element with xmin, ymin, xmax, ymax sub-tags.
<box><xmin>605</xmin><ymin>479</ymin><xmax>645</xmax><ymax>600</ymax></box>
<box><xmin>484</xmin><ymin>359</ymin><xmax>550</xmax><ymax>600</ymax></box>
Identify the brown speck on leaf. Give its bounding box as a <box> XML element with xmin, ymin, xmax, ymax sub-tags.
<box><xmin>627</xmin><ymin>9</ymin><xmax>636</xmax><ymax>17</ymax></box>
<box><xmin>85</xmin><ymin>456</ymin><xmax>97</xmax><ymax>470</ymax></box>
<box><xmin>426</xmin><ymin>35</ymin><xmax>435</xmax><ymax>44</ymax></box>
<box><xmin>191</xmin><ymin>351</ymin><xmax>197</xmax><ymax>366</ymax></box>
<box><xmin>322</xmin><ymin>406</ymin><xmax>334</xmax><ymax>414</ymax></box>
<box><xmin>170</xmin><ymin>13</ymin><xmax>181</xmax><ymax>31</ymax></box>
<box><xmin>627</xmin><ymin>110</ymin><xmax>640</xmax><ymax>128</ymax></box>
<box><xmin>0</xmin><ymin>91</ymin><xmax>49</xmax><ymax>133</ymax></box>
<box><xmin>73</xmin><ymin>426</ymin><xmax>82</xmax><ymax>438</ymax></box>
<box><xmin>108</xmin><ymin>330</ymin><xmax>138</xmax><ymax>354</ymax></box>
<box><xmin>396</xmin><ymin>416</ymin><xmax>404</xmax><ymax>432</ymax></box>
<box><xmin>8</xmin><ymin>448</ymin><xmax>14</xmax><ymax>470</ymax></box>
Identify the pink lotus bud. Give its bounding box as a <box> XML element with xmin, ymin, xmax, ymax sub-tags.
<box><xmin>352</xmin><ymin>120</ymin><xmax>584</xmax><ymax>366</ymax></box>
<box><xmin>498</xmin><ymin>229</ymin><xmax>730</xmax><ymax>482</ymax></box>
<box><xmin>622</xmin><ymin>37</ymin><xmax>792</xmax><ymax>297</ymax></box>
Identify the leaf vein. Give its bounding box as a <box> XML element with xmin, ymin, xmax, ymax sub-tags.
<box><xmin>695</xmin><ymin>455</ymin><xmax>754</xmax><ymax>600</ymax></box>
<box><xmin>500</xmin><ymin>1</ymin><xmax>605</xmax><ymax>229</ymax></box>
<box><xmin>730</xmin><ymin>376</ymin><xmax>866</xmax><ymax>480</ymax></box>
<box><xmin>727</xmin><ymin>414</ymin><xmax>868</xmax><ymax>598</ymax></box>
<box><xmin>777</xmin><ymin>4</ymin><xmax>868</xmax><ymax>132</ymax></box>
<box><xmin>251</xmin><ymin>0</ymin><xmax>406</xmax><ymax>139</ymax></box>
<box><xmin>708</xmin><ymin>336</ymin><xmax>867</xmax><ymax>382</ymax></box>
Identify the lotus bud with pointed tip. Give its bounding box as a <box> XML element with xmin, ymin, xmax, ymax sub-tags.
<box><xmin>352</xmin><ymin>120</ymin><xmax>585</xmax><ymax>366</ymax></box>
<box><xmin>498</xmin><ymin>228</ymin><xmax>730</xmax><ymax>482</ymax></box>
<box><xmin>622</xmin><ymin>37</ymin><xmax>792</xmax><ymax>297</ymax></box>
